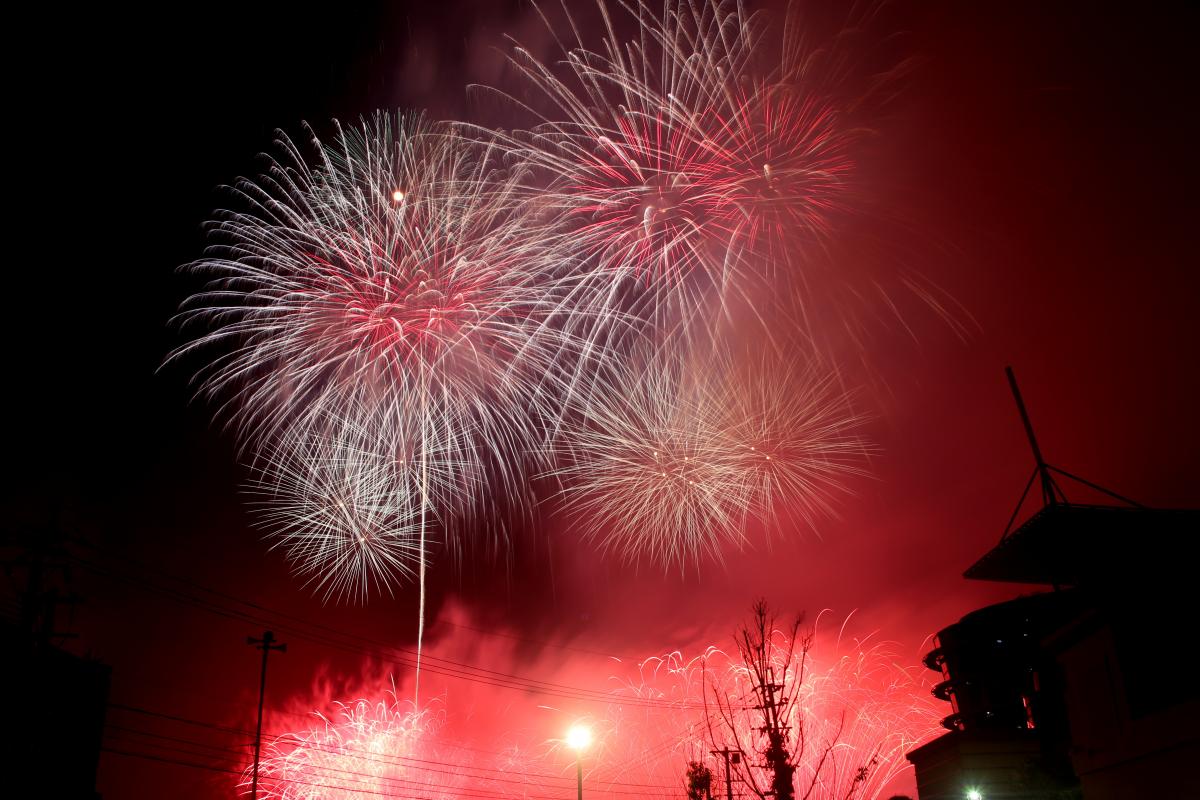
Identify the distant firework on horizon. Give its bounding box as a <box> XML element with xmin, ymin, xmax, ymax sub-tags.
<box><xmin>675</xmin><ymin>622</ymin><xmax>940</xmax><ymax>799</ymax></box>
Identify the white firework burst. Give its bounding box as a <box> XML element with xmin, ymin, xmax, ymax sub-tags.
<box><xmin>247</xmin><ymin>405</ymin><xmax>479</xmax><ymax>603</ymax></box>
<box><xmin>550</xmin><ymin>339</ymin><xmax>871</xmax><ymax>569</ymax></box>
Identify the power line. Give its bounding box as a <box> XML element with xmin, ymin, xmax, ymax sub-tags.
<box><xmin>248</xmin><ymin>630</ymin><xmax>287</xmax><ymax>800</ymax></box>
<box><xmin>107</xmin><ymin>701</ymin><xmax>684</xmax><ymax>794</ymax></box>
<box><xmin>104</xmin><ymin>724</ymin><xmax>682</xmax><ymax>800</ymax></box>
<box><xmin>79</xmin><ymin>552</ymin><xmax>721</xmax><ymax>794</ymax></box>
<box><xmin>79</xmin><ymin>538</ymin><xmax>637</xmax><ymax>661</ymax></box>
<box><xmin>74</xmin><ymin>553</ymin><xmax>725</xmax><ymax>711</ymax></box>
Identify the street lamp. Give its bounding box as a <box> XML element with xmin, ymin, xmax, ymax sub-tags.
<box><xmin>966</xmin><ymin>789</ymin><xmax>983</xmax><ymax>800</ymax></box>
<box><xmin>567</xmin><ymin>724</ymin><xmax>593</xmax><ymax>800</ymax></box>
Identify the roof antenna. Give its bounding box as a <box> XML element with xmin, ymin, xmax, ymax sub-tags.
<box><xmin>1000</xmin><ymin>367</ymin><xmax>1144</xmax><ymax>541</ymax></box>
<box><xmin>1005</xmin><ymin>366</ymin><xmax>1063</xmax><ymax>507</ymax></box>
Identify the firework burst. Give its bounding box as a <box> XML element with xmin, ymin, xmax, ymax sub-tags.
<box><xmin>550</xmin><ymin>340</ymin><xmax>871</xmax><ymax>569</ymax></box>
<box><xmin>171</xmin><ymin>112</ymin><xmax>571</xmax><ymax>573</ymax></box>
<box><xmin>246</xmin><ymin>404</ymin><xmax>479</xmax><ymax>604</ymax></box>
<box><xmin>489</xmin><ymin>0</ymin><xmax>860</xmax><ymax>341</ymax></box>
<box><xmin>248</xmin><ymin>696</ymin><xmax>460</xmax><ymax>800</ymax></box>
<box><xmin>172</xmin><ymin>113</ymin><xmax>560</xmax><ymax>455</ymax></box>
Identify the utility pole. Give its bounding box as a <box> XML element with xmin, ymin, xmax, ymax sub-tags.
<box><xmin>710</xmin><ymin>747</ymin><xmax>742</xmax><ymax>800</ymax></box>
<box><xmin>247</xmin><ymin>630</ymin><xmax>287</xmax><ymax>800</ymax></box>
<box><xmin>753</xmin><ymin>675</ymin><xmax>795</xmax><ymax>800</ymax></box>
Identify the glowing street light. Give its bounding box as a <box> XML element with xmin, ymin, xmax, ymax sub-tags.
<box><xmin>567</xmin><ymin>724</ymin><xmax>592</xmax><ymax>800</ymax></box>
<box><xmin>966</xmin><ymin>789</ymin><xmax>983</xmax><ymax>800</ymax></box>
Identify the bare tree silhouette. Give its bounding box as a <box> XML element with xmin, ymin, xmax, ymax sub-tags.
<box><xmin>705</xmin><ymin>602</ymin><xmax>878</xmax><ymax>800</ymax></box>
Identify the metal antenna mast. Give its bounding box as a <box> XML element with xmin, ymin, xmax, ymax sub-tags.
<box><xmin>1005</xmin><ymin>366</ymin><xmax>1063</xmax><ymax>507</ymax></box>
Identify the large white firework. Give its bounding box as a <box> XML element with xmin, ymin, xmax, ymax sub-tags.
<box><xmin>173</xmin><ymin>113</ymin><xmax>562</xmax><ymax>456</ymax></box>
<box><xmin>171</xmin><ymin>113</ymin><xmax>578</xmax><ymax>698</ymax></box>
<box><xmin>172</xmin><ymin>113</ymin><xmax>571</xmax><ymax>561</ymax></box>
<box><xmin>550</xmin><ymin>340</ymin><xmax>871</xmax><ymax>569</ymax></box>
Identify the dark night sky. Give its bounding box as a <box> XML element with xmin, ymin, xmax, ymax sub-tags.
<box><xmin>12</xmin><ymin>1</ymin><xmax>1199</xmax><ymax>798</ymax></box>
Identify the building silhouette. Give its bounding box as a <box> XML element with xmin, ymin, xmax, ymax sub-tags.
<box><xmin>2</xmin><ymin>518</ymin><xmax>110</xmax><ymax>799</ymax></box>
<box><xmin>906</xmin><ymin>373</ymin><xmax>1199</xmax><ymax>800</ymax></box>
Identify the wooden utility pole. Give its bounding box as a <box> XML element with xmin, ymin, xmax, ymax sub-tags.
<box><xmin>247</xmin><ymin>630</ymin><xmax>287</xmax><ymax>800</ymax></box>
<box><xmin>710</xmin><ymin>747</ymin><xmax>743</xmax><ymax>800</ymax></box>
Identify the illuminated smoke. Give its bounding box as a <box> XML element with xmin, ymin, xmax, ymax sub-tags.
<box><xmin>249</xmin><ymin>617</ymin><xmax>937</xmax><ymax>799</ymax></box>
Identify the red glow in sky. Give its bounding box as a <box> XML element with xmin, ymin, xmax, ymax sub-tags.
<box><xmin>13</xmin><ymin>1</ymin><xmax>1198</xmax><ymax>799</ymax></box>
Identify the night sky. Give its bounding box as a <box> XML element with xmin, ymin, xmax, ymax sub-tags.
<box><xmin>14</xmin><ymin>1</ymin><xmax>1199</xmax><ymax>798</ymax></box>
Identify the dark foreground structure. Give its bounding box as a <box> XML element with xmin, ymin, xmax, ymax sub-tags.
<box><xmin>7</xmin><ymin>633</ymin><xmax>111</xmax><ymax>799</ymax></box>
<box><xmin>2</xmin><ymin>525</ymin><xmax>111</xmax><ymax>799</ymax></box>
<box><xmin>907</xmin><ymin>372</ymin><xmax>1200</xmax><ymax>800</ymax></box>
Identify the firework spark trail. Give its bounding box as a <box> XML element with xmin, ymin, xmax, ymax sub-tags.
<box><xmin>484</xmin><ymin>0</ymin><xmax>861</xmax><ymax>348</ymax></box>
<box><xmin>549</xmin><ymin>339</ymin><xmax>872</xmax><ymax>570</ymax></box>
<box><xmin>172</xmin><ymin>113</ymin><xmax>578</xmax><ymax>695</ymax></box>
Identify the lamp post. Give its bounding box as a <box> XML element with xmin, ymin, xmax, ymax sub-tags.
<box><xmin>566</xmin><ymin>724</ymin><xmax>592</xmax><ymax>800</ymax></box>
